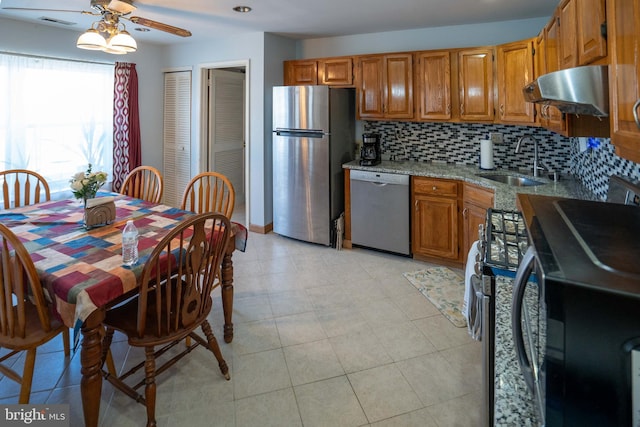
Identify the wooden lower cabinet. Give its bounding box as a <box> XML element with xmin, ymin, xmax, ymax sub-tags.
<box><xmin>462</xmin><ymin>183</ymin><xmax>495</xmax><ymax>258</ymax></box>
<box><xmin>412</xmin><ymin>177</ymin><xmax>460</xmax><ymax>263</ymax></box>
<box><xmin>411</xmin><ymin>177</ymin><xmax>494</xmax><ymax>266</ymax></box>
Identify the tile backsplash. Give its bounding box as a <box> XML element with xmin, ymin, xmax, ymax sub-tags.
<box><xmin>569</xmin><ymin>136</ymin><xmax>640</xmax><ymax>200</ymax></box>
<box><xmin>363</xmin><ymin>121</ymin><xmax>640</xmax><ymax>200</ymax></box>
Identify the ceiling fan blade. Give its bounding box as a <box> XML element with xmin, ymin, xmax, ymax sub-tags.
<box><xmin>1</xmin><ymin>7</ymin><xmax>85</xmax><ymax>13</ymax></box>
<box><xmin>127</xmin><ymin>16</ymin><xmax>191</xmax><ymax>37</ymax></box>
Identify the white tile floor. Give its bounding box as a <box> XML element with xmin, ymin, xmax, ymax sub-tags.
<box><xmin>0</xmin><ymin>207</ymin><xmax>483</xmax><ymax>426</ymax></box>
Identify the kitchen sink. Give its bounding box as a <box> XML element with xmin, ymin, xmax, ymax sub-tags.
<box><xmin>478</xmin><ymin>173</ymin><xmax>545</xmax><ymax>187</ymax></box>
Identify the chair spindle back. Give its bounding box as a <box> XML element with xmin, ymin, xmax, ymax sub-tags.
<box><xmin>0</xmin><ymin>169</ymin><xmax>50</xmax><ymax>210</ymax></box>
<box><xmin>136</xmin><ymin>212</ymin><xmax>231</xmax><ymax>338</ymax></box>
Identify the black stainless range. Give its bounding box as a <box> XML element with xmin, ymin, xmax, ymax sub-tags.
<box><xmin>479</xmin><ymin>175</ymin><xmax>640</xmax><ymax>427</ymax></box>
<box><xmin>476</xmin><ymin>208</ymin><xmax>529</xmax><ymax>426</ymax></box>
<box><xmin>512</xmin><ymin>184</ymin><xmax>640</xmax><ymax>426</ymax></box>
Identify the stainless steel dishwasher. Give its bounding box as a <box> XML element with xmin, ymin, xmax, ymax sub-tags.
<box><xmin>350</xmin><ymin>169</ymin><xmax>410</xmax><ymax>255</ymax></box>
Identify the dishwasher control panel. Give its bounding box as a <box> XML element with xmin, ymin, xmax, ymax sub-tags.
<box><xmin>350</xmin><ymin>170</ymin><xmax>410</xmax><ymax>186</ymax></box>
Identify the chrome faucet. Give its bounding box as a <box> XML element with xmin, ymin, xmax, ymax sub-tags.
<box><xmin>515</xmin><ymin>135</ymin><xmax>542</xmax><ymax>177</ymax></box>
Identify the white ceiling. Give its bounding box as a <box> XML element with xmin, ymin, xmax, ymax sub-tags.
<box><xmin>0</xmin><ymin>0</ymin><xmax>559</xmax><ymax>45</ymax></box>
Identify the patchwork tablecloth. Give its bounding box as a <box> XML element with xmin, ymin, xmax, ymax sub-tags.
<box><xmin>2</xmin><ymin>193</ymin><xmax>247</xmax><ymax>331</ymax></box>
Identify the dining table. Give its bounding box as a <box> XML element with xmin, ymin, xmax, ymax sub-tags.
<box><xmin>1</xmin><ymin>192</ymin><xmax>247</xmax><ymax>427</ymax></box>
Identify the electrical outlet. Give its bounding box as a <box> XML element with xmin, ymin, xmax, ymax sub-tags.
<box><xmin>490</xmin><ymin>132</ymin><xmax>503</xmax><ymax>144</ymax></box>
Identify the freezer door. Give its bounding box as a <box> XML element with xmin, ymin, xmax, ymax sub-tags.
<box><xmin>273</xmin><ymin>85</ymin><xmax>329</xmax><ymax>131</ymax></box>
<box><xmin>273</xmin><ymin>132</ymin><xmax>331</xmax><ymax>245</ymax></box>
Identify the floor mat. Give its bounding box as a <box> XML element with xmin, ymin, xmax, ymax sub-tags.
<box><xmin>403</xmin><ymin>266</ymin><xmax>467</xmax><ymax>328</ymax></box>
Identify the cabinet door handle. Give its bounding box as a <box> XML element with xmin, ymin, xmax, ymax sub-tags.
<box><xmin>460</xmin><ymin>103</ymin><xmax>464</xmax><ymax>116</ymax></box>
<box><xmin>634</xmin><ymin>99</ymin><xmax>640</xmax><ymax>129</ymax></box>
<box><xmin>432</xmin><ymin>186</ymin><xmax>437</xmax><ymax>191</ymax></box>
<box><xmin>500</xmin><ymin>104</ymin><xmax>504</xmax><ymax>118</ymax></box>
<box><xmin>414</xmin><ymin>200</ymin><xmax>419</xmax><ymax>210</ymax></box>
<box><xmin>463</xmin><ymin>207</ymin><xmax>468</xmax><ymax>217</ymax></box>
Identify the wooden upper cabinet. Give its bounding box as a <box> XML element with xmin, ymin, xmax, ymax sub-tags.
<box><xmin>542</xmin><ymin>16</ymin><xmax>569</xmax><ymax>134</ymax></box>
<box><xmin>357</xmin><ymin>55</ymin><xmax>385</xmax><ymax>118</ymax></box>
<box><xmin>318</xmin><ymin>57</ymin><xmax>353</xmax><ymax>86</ymax></box>
<box><xmin>534</xmin><ymin>30</ymin><xmax>547</xmax><ymax>80</ymax></box>
<box><xmin>356</xmin><ymin>53</ymin><xmax>413</xmax><ymax>119</ymax></box>
<box><xmin>577</xmin><ymin>0</ymin><xmax>607</xmax><ymax>65</ymax></box>
<box><xmin>284</xmin><ymin>60</ymin><xmax>318</xmax><ymax>86</ymax></box>
<box><xmin>559</xmin><ymin>0</ymin><xmax>578</xmax><ymax>69</ymax></box>
<box><xmin>283</xmin><ymin>57</ymin><xmax>353</xmax><ymax>86</ymax></box>
<box><xmin>384</xmin><ymin>54</ymin><xmax>414</xmax><ymax>119</ymax></box>
<box><xmin>608</xmin><ymin>0</ymin><xmax>640</xmax><ymax>163</ymax></box>
<box><xmin>533</xmin><ymin>30</ymin><xmax>546</xmax><ymax>125</ymax></box>
<box><xmin>415</xmin><ymin>51</ymin><xmax>452</xmax><ymax>120</ymax></box>
<box><xmin>496</xmin><ymin>39</ymin><xmax>535</xmax><ymax>124</ymax></box>
<box><xmin>458</xmin><ymin>48</ymin><xmax>495</xmax><ymax>121</ymax></box>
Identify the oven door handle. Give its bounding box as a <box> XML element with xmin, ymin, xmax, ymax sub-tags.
<box><xmin>511</xmin><ymin>245</ymin><xmax>537</xmax><ymax>393</ymax></box>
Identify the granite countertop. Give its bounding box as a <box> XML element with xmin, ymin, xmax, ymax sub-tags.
<box><xmin>344</xmin><ymin>160</ymin><xmax>596</xmax><ymax>210</ymax></box>
<box><xmin>493</xmin><ymin>275</ymin><xmax>539</xmax><ymax>426</ymax></box>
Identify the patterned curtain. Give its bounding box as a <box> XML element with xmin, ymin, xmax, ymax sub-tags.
<box><xmin>112</xmin><ymin>62</ymin><xmax>141</xmax><ymax>192</ymax></box>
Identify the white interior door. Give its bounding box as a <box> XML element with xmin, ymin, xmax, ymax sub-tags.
<box><xmin>207</xmin><ymin>69</ymin><xmax>245</xmax><ymax>204</ymax></box>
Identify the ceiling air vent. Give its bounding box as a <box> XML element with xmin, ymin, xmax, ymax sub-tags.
<box><xmin>39</xmin><ymin>17</ymin><xmax>77</xmax><ymax>26</ymax></box>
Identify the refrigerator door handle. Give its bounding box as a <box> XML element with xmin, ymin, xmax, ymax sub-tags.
<box><xmin>274</xmin><ymin>128</ymin><xmax>328</xmax><ymax>137</ymax></box>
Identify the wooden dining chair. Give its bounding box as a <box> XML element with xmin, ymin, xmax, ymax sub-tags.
<box><xmin>181</xmin><ymin>171</ymin><xmax>235</xmax><ymax>218</ymax></box>
<box><xmin>0</xmin><ymin>223</ymin><xmax>70</xmax><ymax>404</ymax></box>
<box><xmin>180</xmin><ymin>172</ymin><xmax>235</xmax><ymax>348</ymax></box>
<box><xmin>119</xmin><ymin>166</ymin><xmax>164</xmax><ymax>204</ymax></box>
<box><xmin>100</xmin><ymin>212</ymin><xmax>232</xmax><ymax>427</ymax></box>
<box><xmin>0</xmin><ymin>169</ymin><xmax>50</xmax><ymax>210</ymax></box>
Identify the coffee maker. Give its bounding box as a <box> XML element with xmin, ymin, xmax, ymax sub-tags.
<box><xmin>360</xmin><ymin>133</ymin><xmax>381</xmax><ymax>166</ymax></box>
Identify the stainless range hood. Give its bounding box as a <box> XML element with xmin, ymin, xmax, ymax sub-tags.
<box><xmin>523</xmin><ymin>65</ymin><xmax>609</xmax><ymax>117</ymax></box>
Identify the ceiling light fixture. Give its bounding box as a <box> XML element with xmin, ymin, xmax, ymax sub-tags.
<box><xmin>76</xmin><ymin>27</ymin><xmax>107</xmax><ymax>50</ymax></box>
<box><xmin>233</xmin><ymin>6</ymin><xmax>252</xmax><ymax>13</ymax></box>
<box><xmin>108</xmin><ymin>30</ymin><xmax>137</xmax><ymax>52</ymax></box>
<box><xmin>77</xmin><ymin>16</ymin><xmax>137</xmax><ymax>55</ymax></box>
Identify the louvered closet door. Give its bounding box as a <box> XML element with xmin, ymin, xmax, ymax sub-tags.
<box><xmin>208</xmin><ymin>69</ymin><xmax>245</xmax><ymax>204</ymax></box>
<box><xmin>163</xmin><ymin>71</ymin><xmax>191</xmax><ymax>207</ymax></box>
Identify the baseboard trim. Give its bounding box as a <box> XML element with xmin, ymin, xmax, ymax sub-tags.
<box><xmin>249</xmin><ymin>222</ymin><xmax>273</xmax><ymax>234</ymax></box>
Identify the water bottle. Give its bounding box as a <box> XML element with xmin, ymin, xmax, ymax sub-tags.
<box><xmin>122</xmin><ymin>220</ymin><xmax>139</xmax><ymax>266</ymax></box>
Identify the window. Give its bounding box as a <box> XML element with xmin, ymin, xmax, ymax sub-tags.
<box><xmin>0</xmin><ymin>53</ymin><xmax>114</xmax><ymax>197</ymax></box>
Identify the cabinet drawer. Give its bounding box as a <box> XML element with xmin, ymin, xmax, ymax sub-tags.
<box><xmin>413</xmin><ymin>177</ymin><xmax>458</xmax><ymax>197</ymax></box>
<box><xmin>464</xmin><ymin>183</ymin><xmax>495</xmax><ymax>207</ymax></box>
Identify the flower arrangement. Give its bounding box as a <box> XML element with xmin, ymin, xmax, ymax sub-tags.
<box><xmin>70</xmin><ymin>164</ymin><xmax>108</xmax><ymax>201</ymax></box>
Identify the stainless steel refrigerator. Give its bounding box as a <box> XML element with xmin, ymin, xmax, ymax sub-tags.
<box><xmin>272</xmin><ymin>85</ymin><xmax>354</xmax><ymax>246</ymax></box>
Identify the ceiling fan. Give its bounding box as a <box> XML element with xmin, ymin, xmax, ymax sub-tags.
<box><xmin>2</xmin><ymin>0</ymin><xmax>191</xmax><ymax>54</ymax></box>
